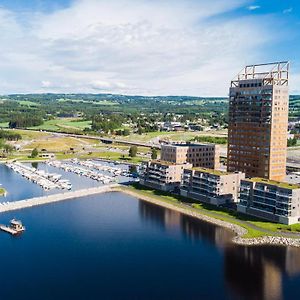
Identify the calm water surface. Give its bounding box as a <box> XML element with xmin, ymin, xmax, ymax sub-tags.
<box><xmin>0</xmin><ymin>191</ymin><xmax>299</xmax><ymax>299</ymax></box>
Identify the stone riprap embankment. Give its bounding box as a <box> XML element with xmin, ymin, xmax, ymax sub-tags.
<box><xmin>233</xmin><ymin>236</ymin><xmax>300</xmax><ymax>247</ymax></box>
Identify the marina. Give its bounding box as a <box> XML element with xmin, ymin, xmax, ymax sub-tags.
<box><xmin>47</xmin><ymin>160</ymin><xmax>117</xmax><ymax>184</ymax></box>
<box><xmin>0</xmin><ymin>161</ymin><xmax>133</xmax><ymax>202</ymax></box>
<box><xmin>6</xmin><ymin>162</ymin><xmax>72</xmax><ymax>190</ymax></box>
<box><xmin>72</xmin><ymin>159</ymin><xmax>130</xmax><ymax>177</ymax></box>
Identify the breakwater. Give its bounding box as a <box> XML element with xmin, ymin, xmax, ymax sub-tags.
<box><xmin>0</xmin><ymin>184</ymin><xmax>118</xmax><ymax>213</ymax></box>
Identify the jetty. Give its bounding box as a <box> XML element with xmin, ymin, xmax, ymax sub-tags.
<box><xmin>0</xmin><ymin>184</ymin><xmax>119</xmax><ymax>213</ymax></box>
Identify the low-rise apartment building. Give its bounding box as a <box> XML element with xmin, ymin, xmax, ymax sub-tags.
<box><xmin>139</xmin><ymin>160</ymin><xmax>192</xmax><ymax>192</ymax></box>
<box><xmin>180</xmin><ymin>168</ymin><xmax>245</xmax><ymax>206</ymax></box>
<box><xmin>160</xmin><ymin>143</ymin><xmax>220</xmax><ymax>169</ymax></box>
<box><xmin>238</xmin><ymin>178</ymin><xmax>300</xmax><ymax>225</ymax></box>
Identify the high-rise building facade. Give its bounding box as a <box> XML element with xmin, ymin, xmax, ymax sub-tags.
<box><xmin>227</xmin><ymin>62</ymin><xmax>289</xmax><ymax>181</ymax></box>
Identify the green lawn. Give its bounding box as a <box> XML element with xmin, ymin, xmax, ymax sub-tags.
<box><xmin>122</xmin><ymin>130</ymin><xmax>227</xmax><ymax>143</ymax></box>
<box><xmin>0</xmin><ymin>122</ymin><xmax>9</xmax><ymax>128</ymax></box>
<box><xmin>29</xmin><ymin>118</ymin><xmax>92</xmax><ymax>132</ymax></box>
<box><xmin>19</xmin><ymin>100</ymin><xmax>40</xmax><ymax>107</ymax></box>
<box><xmin>249</xmin><ymin>221</ymin><xmax>300</xmax><ymax>233</ymax></box>
<box><xmin>57</xmin><ymin>99</ymin><xmax>118</xmax><ymax>106</ymax></box>
<box><xmin>79</xmin><ymin>151</ymin><xmax>147</xmax><ymax>164</ymax></box>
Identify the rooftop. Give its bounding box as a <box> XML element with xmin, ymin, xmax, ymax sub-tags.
<box><xmin>150</xmin><ymin>160</ymin><xmax>188</xmax><ymax>167</ymax></box>
<box><xmin>246</xmin><ymin>177</ymin><xmax>300</xmax><ymax>190</ymax></box>
<box><xmin>191</xmin><ymin>167</ymin><xmax>230</xmax><ymax>176</ymax></box>
<box><xmin>231</xmin><ymin>61</ymin><xmax>289</xmax><ymax>87</ymax></box>
<box><xmin>163</xmin><ymin>142</ymin><xmax>215</xmax><ymax>148</ymax></box>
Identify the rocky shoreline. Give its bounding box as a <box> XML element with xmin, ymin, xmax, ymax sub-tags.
<box><xmin>117</xmin><ymin>187</ymin><xmax>300</xmax><ymax>248</ymax></box>
<box><xmin>233</xmin><ymin>236</ymin><xmax>300</xmax><ymax>247</ymax></box>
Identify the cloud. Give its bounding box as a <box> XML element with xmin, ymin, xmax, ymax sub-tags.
<box><xmin>247</xmin><ymin>5</ymin><xmax>260</xmax><ymax>11</ymax></box>
<box><xmin>41</xmin><ymin>80</ymin><xmax>52</xmax><ymax>88</ymax></box>
<box><xmin>283</xmin><ymin>8</ymin><xmax>293</xmax><ymax>14</ymax></box>
<box><xmin>90</xmin><ymin>80</ymin><xmax>127</xmax><ymax>91</ymax></box>
<box><xmin>0</xmin><ymin>0</ymin><xmax>295</xmax><ymax>96</ymax></box>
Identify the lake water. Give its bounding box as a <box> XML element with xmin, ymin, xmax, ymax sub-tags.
<box><xmin>0</xmin><ymin>191</ymin><xmax>299</xmax><ymax>299</ymax></box>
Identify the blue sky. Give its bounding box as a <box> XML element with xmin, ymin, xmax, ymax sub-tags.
<box><xmin>0</xmin><ymin>0</ymin><xmax>299</xmax><ymax>96</ymax></box>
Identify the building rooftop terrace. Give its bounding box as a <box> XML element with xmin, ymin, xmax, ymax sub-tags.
<box><xmin>164</xmin><ymin>142</ymin><xmax>216</xmax><ymax>148</ymax></box>
<box><xmin>191</xmin><ymin>167</ymin><xmax>230</xmax><ymax>176</ymax></box>
<box><xmin>245</xmin><ymin>177</ymin><xmax>300</xmax><ymax>190</ymax></box>
<box><xmin>150</xmin><ymin>160</ymin><xmax>189</xmax><ymax>167</ymax></box>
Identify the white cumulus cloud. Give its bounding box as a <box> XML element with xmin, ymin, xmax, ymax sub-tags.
<box><xmin>247</xmin><ymin>5</ymin><xmax>260</xmax><ymax>11</ymax></box>
<box><xmin>0</xmin><ymin>0</ymin><xmax>297</xmax><ymax>96</ymax></box>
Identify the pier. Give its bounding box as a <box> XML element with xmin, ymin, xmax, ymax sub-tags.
<box><xmin>0</xmin><ymin>184</ymin><xmax>119</xmax><ymax>213</ymax></box>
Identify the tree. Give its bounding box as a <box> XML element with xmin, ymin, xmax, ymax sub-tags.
<box><xmin>137</xmin><ymin>126</ymin><xmax>143</xmax><ymax>135</ymax></box>
<box><xmin>123</xmin><ymin>128</ymin><xmax>130</xmax><ymax>136</ymax></box>
<box><xmin>3</xmin><ymin>144</ymin><xmax>13</xmax><ymax>154</ymax></box>
<box><xmin>287</xmin><ymin>138</ymin><xmax>297</xmax><ymax>147</ymax></box>
<box><xmin>129</xmin><ymin>146</ymin><xmax>138</xmax><ymax>158</ymax></box>
<box><xmin>151</xmin><ymin>148</ymin><xmax>158</xmax><ymax>159</ymax></box>
<box><xmin>31</xmin><ymin>148</ymin><xmax>39</xmax><ymax>158</ymax></box>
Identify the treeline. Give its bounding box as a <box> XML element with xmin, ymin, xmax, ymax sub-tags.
<box><xmin>192</xmin><ymin>136</ymin><xmax>227</xmax><ymax>144</ymax></box>
<box><xmin>115</xmin><ymin>129</ymin><xmax>130</xmax><ymax>136</ymax></box>
<box><xmin>0</xmin><ymin>130</ymin><xmax>22</xmax><ymax>141</ymax></box>
<box><xmin>9</xmin><ymin>115</ymin><xmax>43</xmax><ymax>128</ymax></box>
<box><xmin>91</xmin><ymin>114</ymin><xmax>124</xmax><ymax>133</ymax></box>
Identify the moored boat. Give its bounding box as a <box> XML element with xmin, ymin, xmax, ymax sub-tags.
<box><xmin>0</xmin><ymin>219</ymin><xmax>26</xmax><ymax>235</ymax></box>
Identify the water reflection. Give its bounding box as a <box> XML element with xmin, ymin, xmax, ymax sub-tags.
<box><xmin>139</xmin><ymin>201</ymin><xmax>233</xmax><ymax>248</ymax></box>
<box><xmin>138</xmin><ymin>200</ymin><xmax>300</xmax><ymax>300</ymax></box>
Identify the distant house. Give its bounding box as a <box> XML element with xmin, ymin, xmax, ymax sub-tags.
<box><xmin>39</xmin><ymin>153</ymin><xmax>55</xmax><ymax>159</ymax></box>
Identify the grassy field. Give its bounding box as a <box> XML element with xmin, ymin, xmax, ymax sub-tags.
<box><xmin>12</xmin><ymin>129</ymin><xmax>51</xmax><ymax>140</ymax></box>
<box><xmin>29</xmin><ymin>118</ymin><xmax>92</xmax><ymax>132</ymax></box>
<box><xmin>23</xmin><ymin>136</ymin><xmax>96</xmax><ymax>152</ymax></box>
<box><xmin>19</xmin><ymin>100</ymin><xmax>40</xmax><ymax>107</ymax></box>
<box><xmin>0</xmin><ymin>122</ymin><xmax>9</xmax><ymax>128</ymax></box>
<box><xmin>122</xmin><ymin>130</ymin><xmax>228</xmax><ymax>143</ymax></box>
<box><xmin>127</xmin><ymin>184</ymin><xmax>300</xmax><ymax>238</ymax></box>
<box><xmin>57</xmin><ymin>99</ymin><xmax>117</xmax><ymax>106</ymax></box>
<box><xmin>78</xmin><ymin>151</ymin><xmax>147</xmax><ymax>164</ymax></box>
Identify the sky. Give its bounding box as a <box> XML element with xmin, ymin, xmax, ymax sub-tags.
<box><xmin>0</xmin><ymin>0</ymin><xmax>299</xmax><ymax>96</ymax></box>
